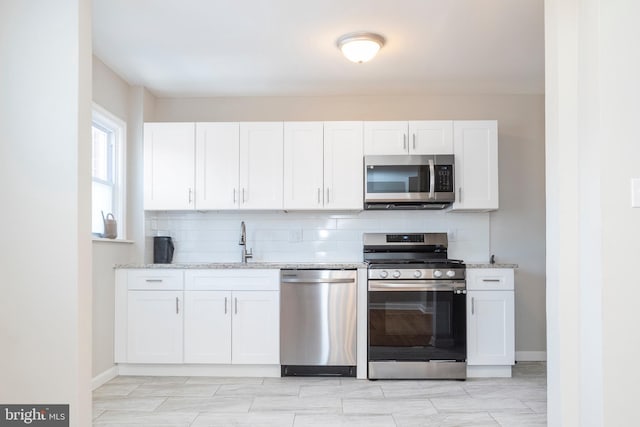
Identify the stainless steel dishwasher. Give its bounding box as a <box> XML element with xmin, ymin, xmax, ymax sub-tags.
<box><xmin>280</xmin><ymin>269</ymin><xmax>357</xmax><ymax>377</ymax></box>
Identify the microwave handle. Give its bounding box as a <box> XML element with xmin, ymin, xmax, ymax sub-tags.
<box><xmin>428</xmin><ymin>159</ymin><xmax>435</xmax><ymax>199</ymax></box>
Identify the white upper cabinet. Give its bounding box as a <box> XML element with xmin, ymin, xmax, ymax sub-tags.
<box><xmin>450</xmin><ymin>120</ymin><xmax>499</xmax><ymax>211</ymax></box>
<box><xmin>239</xmin><ymin>122</ymin><xmax>284</xmax><ymax>210</ymax></box>
<box><xmin>364</xmin><ymin>121</ymin><xmax>453</xmax><ymax>155</ymax></box>
<box><xmin>323</xmin><ymin>122</ymin><xmax>364</xmax><ymax>210</ymax></box>
<box><xmin>283</xmin><ymin>122</ymin><xmax>363</xmax><ymax>210</ymax></box>
<box><xmin>283</xmin><ymin>122</ymin><xmax>324</xmax><ymax>209</ymax></box>
<box><xmin>197</xmin><ymin>122</ymin><xmax>282</xmax><ymax>210</ymax></box>
<box><xmin>364</xmin><ymin>121</ymin><xmax>408</xmax><ymax>155</ymax></box>
<box><xmin>144</xmin><ymin>123</ymin><xmax>195</xmax><ymax>210</ymax></box>
<box><xmin>408</xmin><ymin>121</ymin><xmax>454</xmax><ymax>154</ymax></box>
<box><xmin>195</xmin><ymin>123</ymin><xmax>240</xmax><ymax>210</ymax></box>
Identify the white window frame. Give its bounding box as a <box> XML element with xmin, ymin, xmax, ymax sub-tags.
<box><xmin>92</xmin><ymin>103</ymin><xmax>126</xmax><ymax>239</ymax></box>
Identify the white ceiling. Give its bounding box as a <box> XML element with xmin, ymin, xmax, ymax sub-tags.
<box><xmin>92</xmin><ymin>0</ymin><xmax>544</xmax><ymax>98</ymax></box>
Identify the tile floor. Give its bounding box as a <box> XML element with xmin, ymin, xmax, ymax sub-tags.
<box><xmin>93</xmin><ymin>362</ymin><xmax>546</xmax><ymax>426</ymax></box>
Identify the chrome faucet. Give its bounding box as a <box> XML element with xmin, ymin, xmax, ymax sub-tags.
<box><xmin>239</xmin><ymin>221</ymin><xmax>253</xmax><ymax>263</ymax></box>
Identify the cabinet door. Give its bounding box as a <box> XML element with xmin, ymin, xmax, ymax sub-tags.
<box><xmin>239</xmin><ymin>122</ymin><xmax>284</xmax><ymax>209</ymax></box>
<box><xmin>451</xmin><ymin>121</ymin><xmax>499</xmax><ymax>211</ymax></box>
<box><xmin>283</xmin><ymin>122</ymin><xmax>324</xmax><ymax>209</ymax></box>
<box><xmin>127</xmin><ymin>290</ymin><xmax>183</xmax><ymax>363</ymax></box>
<box><xmin>467</xmin><ymin>290</ymin><xmax>515</xmax><ymax>365</ymax></box>
<box><xmin>408</xmin><ymin>121</ymin><xmax>453</xmax><ymax>154</ymax></box>
<box><xmin>324</xmin><ymin>122</ymin><xmax>364</xmax><ymax>210</ymax></box>
<box><xmin>231</xmin><ymin>291</ymin><xmax>279</xmax><ymax>364</ymax></box>
<box><xmin>184</xmin><ymin>291</ymin><xmax>232</xmax><ymax>364</ymax></box>
<box><xmin>363</xmin><ymin>121</ymin><xmax>409</xmax><ymax>155</ymax></box>
<box><xmin>144</xmin><ymin>123</ymin><xmax>195</xmax><ymax>210</ymax></box>
<box><xmin>195</xmin><ymin>123</ymin><xmax>240</xmax><ymax>209</ymax></box>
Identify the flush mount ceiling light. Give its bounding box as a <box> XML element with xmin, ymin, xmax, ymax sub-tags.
<box><xmin>336</xmin><ymin>32</ymin><xmax>386</xmax><ymax>63</ymax></box>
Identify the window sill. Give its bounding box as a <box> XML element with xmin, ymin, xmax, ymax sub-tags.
<box><xmin>92</xmin><ymin>238</ymin><xmax>135</xmax><ymax>244</ymax></box>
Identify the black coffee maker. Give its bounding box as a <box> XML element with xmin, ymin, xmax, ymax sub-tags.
<box><xmin>153</xmin><ymin>236</ymin><xmax>174</xmax><ymax>264</ymax></box>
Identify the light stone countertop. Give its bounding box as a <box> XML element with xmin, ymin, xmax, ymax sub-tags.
<box><xmin>115</xmin><ymin>262</ymin><xmax>367</xmax><ymax>270</ymax></box>
<box><xmin>465</xmin><ymin>263</ymin><xmax>518</xmax><ymax>269</ymax></box>
<box><xmin>116</xmin><ymin>262</ymin><xmax>516</xmax><ymax>269</ymax></box>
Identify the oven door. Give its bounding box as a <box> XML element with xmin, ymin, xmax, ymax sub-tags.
<box><xmin>368</xmin><ymin>280</ymin><xmax>466</xmax><ymax>362</ymax></box>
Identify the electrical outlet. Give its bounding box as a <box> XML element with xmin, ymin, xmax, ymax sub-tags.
<box><xmin>289</xmin><ymin>229</ymin><xmax>303</xmax><ymax>243</ymax></box>
<box><xmin>447</xmin><ymin>229</ymin><xmax>457</xmax><ymax>241</ymax></box>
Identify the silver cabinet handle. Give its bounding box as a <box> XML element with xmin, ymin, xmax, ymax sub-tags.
<box><xmin>458</xmin><ymin>187</ymin><xmax>463</xmax><ymax>202</ymax></box>
<box><xmin>176</xmin><ymin>297</ymin><xmax>179</xmax><ymax>314</ymax></box>
<box><xmin>235</xmin><ymin>297</ymin><xmax>238</xmax><ymax>314</ymax></box>
<box><xmin>188</xmin><ymin>188</ymin><xmax>193</xmax><ymax>204</ymax></box>
<box><xmin>403</xmin><ymin>134</ymin><xmax>407</xmax><ymax>150</ymax></box>
<box><xmin>471</xmin><ymin>297</ymin><xmax>475</xmax><ymax>315</ymax></box>
<box><xmin>482</xmin><ymin>279</ymin><xmax>501</xmax><ymax>282</ymax></box>
<box><xmin>412</xmin><ymin>133</ymin><xmax>416</xmax><ymax>149</ymax></box>
<box><xmin>145</xmin><ymin>279</ymin><xmax>162</xmax><ymax>282</ymax></box>
<box><xmin>428</xmin><ymin>159</ymin><xmax>435</xmax><ymax>199</ymax></box>
<box><xmin>233</xmin><ymin>188</ymin><xmax>236</xmax><ymax>204</ymax></box>
<box><xmin>224</xmin><ymin>297</ymin><xmax>228</xmax><ymax>314</ymax></box>
<box><xmin>242</xmin><ymin>188</ymin><xmax>246</xmax><ymax>204</ymax></box>
<box><xmin>326</xmin><ymin>188</ymin><xmax>330</xmax><ymax>204</ymax></box>
<box><xmin>318</xmin><ymin>188</ymin><xmax>321</xmax><ymax>204</ymax></box>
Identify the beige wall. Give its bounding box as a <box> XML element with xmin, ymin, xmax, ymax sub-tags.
<box><xmin>92</xmin><ymin>57</ymin><xmax>141</xmax><ymax>378</ymax></box>
<box><xmin>153</xmin><ymin>94</ymin><xmax>547</xmax><ymax>355</ymax></box>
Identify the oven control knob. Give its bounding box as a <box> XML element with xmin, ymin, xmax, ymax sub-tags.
<box><xmin>392</xmin><ymin>270</ymin><xmax>401</xmax><ymax>278</ymax></box>
<box><xmin>413</xmin><ymin>270</ymin><xmax>422</xmax><ymax>278</ymax></box>
<box><xmin>433</xmin><ymin>270</ymin><xmax>443</xmax><ymax>278</ymax></box>
<box><xmin>378</xmin><ymin>270</ymin><xmax>389</xmax><ymax>279</ymax></box>
<box><xmin>446</xmin><ymin>270</ymin><xmax>456</xmax><ymax>278</ymax></box>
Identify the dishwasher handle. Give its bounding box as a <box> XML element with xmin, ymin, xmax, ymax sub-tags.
<box><xmin>281</xmin><ymin>278</ymin><xmax>355</xmax><ymax>284</ymax></box>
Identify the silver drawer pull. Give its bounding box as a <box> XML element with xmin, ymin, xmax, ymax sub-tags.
<box><xmin>176</xmin><ymin>297</ymin><xmax>179</xmax><ymax>314</ymax></box>
<box><xmin>145</xmin><ymin>279</ymin><xmax>163</xmax><ymax>282</ymax></box>
<box><xmin>224</xmin><ymin>297</ymin><xmax>228</xmax><ymax>314</ymax></box>
<box><xmin>482</xmin><ymin>279</ymin><xmax>501</xmax><ymax>282</ymax></box>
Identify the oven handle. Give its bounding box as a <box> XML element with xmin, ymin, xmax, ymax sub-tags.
<box><xmin>368</xmin><ymin>280</ymin><xmax>465</xmax><ymax>291</ymax></box>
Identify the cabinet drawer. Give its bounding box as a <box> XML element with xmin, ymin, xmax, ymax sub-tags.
<box><xmin>467</xmin><ymin>268</ymin><xmax>514</xmax><ymax>291</ymax></box>
<box><xmin>127</xmin><ymin>269</ymin><xmax>184</xmax><ymax>290</ymax></box>
<box><xmin>185</xmin><ymin>269</ymin><xmax>280</xmax><ymax>291</ymax></box>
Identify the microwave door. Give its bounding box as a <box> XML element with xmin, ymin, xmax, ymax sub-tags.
<box><xmin>365</xmin><ymin>161</ymin><xmax>431</xmax><ymax>202</ymax></box>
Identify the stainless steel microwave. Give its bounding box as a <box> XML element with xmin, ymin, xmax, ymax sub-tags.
<box><xmin>364</xmin><ymin>155</ymin><xmax>455</xmax><ymax>209</ymax></box>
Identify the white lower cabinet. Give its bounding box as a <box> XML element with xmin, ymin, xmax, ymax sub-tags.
<box><xmin>183</xmin><ymin>270</ymin><xmax>280</xmax><ymax>365</ymax></box>
<box><xmin>183</xmin><ymin>289</ymin><xmax>279</xmax><ymax>364</ymax></box>
<box><xmin>115</xmin><ymin>269</ymin><xmax>279</xmax><ymax>368</ymax></box>
<box><xmin>127</xmin><ymin>290</ymin><xmax>184</xmax><ymax>364</ymax></box>
<box><xmin>183</xmin><ymin>290</ymin><xmax>232</xmax><ymax>364</ymax></box>
<box><xmin>230</xmin><ymin>291</ymin><xmax>280</xmax><ymax>364</ymax></box>
<box><xmin>466</xmin><ymin>268</ymin><xmax>515</xmax><ymax>374</ymax></box>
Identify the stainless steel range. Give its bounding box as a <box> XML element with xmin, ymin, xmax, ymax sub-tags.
<box><xmin>364</xmin><ymin>232</ymin><xmax>467</xmax><ymax>380</ymax></box>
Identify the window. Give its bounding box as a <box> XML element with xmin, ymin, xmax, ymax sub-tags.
<box><xmin>92</xmin><ymin>104</ymin><xmax>126</xmax><ymax>238</ymax></box>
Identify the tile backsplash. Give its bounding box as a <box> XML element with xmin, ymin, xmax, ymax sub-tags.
<box><xmin>145</xmin><ymin>210</ymin><xmax>491</xmax><ymax>264</ymax></box>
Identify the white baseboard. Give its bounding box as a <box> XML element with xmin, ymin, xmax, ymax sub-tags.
<box><xmin>467</xmin><ymin>365</ymin><xmax>512</xmax><ymax>378</ymax></box>
<box><xmin>516</xmin><ymin>351</ymin><xmax>547</xmax><ymax>361</ymax></box>
<box><xmin>92</xmin><ymin>366</ymin><xmax>119</xmax><ymax>390</ymax></box>
<box><xmin>116</xmin><ymin>364</ymin><xmax>280</xmax><ymax>377</ymax></box>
